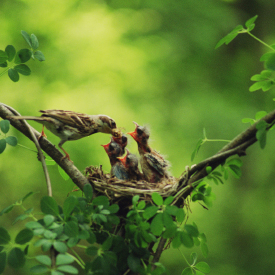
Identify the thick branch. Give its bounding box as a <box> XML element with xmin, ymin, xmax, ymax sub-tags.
<box><xmin>0</xmin><ymin>103</ymin><xmax>90</xmax><ymax>191</ymax></box>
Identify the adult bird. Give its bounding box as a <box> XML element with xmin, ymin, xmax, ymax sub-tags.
<box><xmin>9</xmin><ymin>109</ymin><xmax>117</xmax><ymax>160</ymax></box>
<box><xmin>117</xmin><ymin>149</ymin><xmax>142</xmax><ymax>181</ymax></box>
<box><xmin>102</xmin><ymin>141</ymin><xmax>129</xmax><ymax>180</ymax></box>
<box><xmin>128</xmin><ymin>122</ymin><xmax>170</xmax><ymax>183</ymax></box>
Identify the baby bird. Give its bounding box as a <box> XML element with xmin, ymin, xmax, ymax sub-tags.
<box><xmin>102</xmin><ymin>141</ymin><xmax>129</xmax><ymax>180</ymax></box>
<box><xmin>9</xmin><ymin>109</ymin><xmax>117</xmax><ymax>161</ymax></box>
<box><xmin>128</xmin><ymin>122</ymin><xmax>170</xmax><ymax>183</ymax></box>
<box><xmin>111</xmin><ymin>133</ymin><xmax>128</xmax><ymax>156</ymax></box>
<box><xmin>118</xmin><ymin>149</ymin><xmax>143</xmax><ymax>181</ymax></box>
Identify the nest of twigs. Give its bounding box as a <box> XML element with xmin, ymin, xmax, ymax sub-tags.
<box><xmin>85</xmin><ymin>166</ymin><xmax>180</xmax><ymax>201</ymax></box>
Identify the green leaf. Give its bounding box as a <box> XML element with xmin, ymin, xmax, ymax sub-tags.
<box><xmin>25</xmin><ymin>221</ymin><xmax>44</xmax><ymax>229</ymax></box>
<box><xmin>102</xmin><ymin>236</ymin><xmax>113</xmax><ymax>251</ymax></box>
<box><xmin>0</xmin><ymin>139</ymin><xmax>6</xmax><ymax>154</ymax></box>
<box><xmin>35</xmin><ymin>255</ymin><xmax>51</xmax><ymax>266</ymax></box>
<box><xmin>0</xmin><ymin>120</ymin><xmax>10</xmax><ymax>134</ymax></box>
<box><xmin>242</xmin><ymin>118</ymin><xmax>254</xmax><ymax>124</ymax></box>
<box><xmin>0</xmin><ymin>252</ymin><xmax>7</xmax><ymax>274</ymax></box>
<box><xmin>6</xmin><ymin>136</ymin><xmax>18</xmax><ymax>146</ymax></box>
<box><xmin>5</xmin><ymin>45</ymin><xmax>16</xmax><ymax>62</ymax></box>
<box><xmin>21</xmin><ymin>30</ymin><xmax>32</xmax><ymax>47</ymax></box>
<box><xmin>176</xmin><ymin>208</ymin><xmax>185</xmax><ymax>223</ymax></box>
<box><xmin>15</xmin><ymin>49</ymin><xmax>32</xmax><ymax>63</ymax></box>
<box><xmin>265</xmin><ymin>53</ymin><xmax>275</xmax><ymax>71</ymax></box>
<box><xmin>255</xmin><ymin>111</ymin><xmax>267</xmax><ymax>120</ymax></box>
<box><xmin>137</xmin><ymin>200</ymin><xmax>146</xmax><ymax>210</ymax></box>
<box><xmin>0</xmin><ymin>50</ymin><xmax>8</xmax><ymax>63</ymax></box>
<box><xmin>107</xmin><ymin>204</ymin><xmax>119</xmax><ymax>214</ymax></box>
<box><xmin>86</xmin><ymin>245</ymin><xmax>98</xmax><ymax>256</ymax></box>
<box><xmin>8</xmin><ymin>68</ymin><xmax>19</xmax><ymax>82</ymax></box>
<box><xmin>53</xmin><ymin>241</ymin><xmax>67</xmax><ymax>253</ymax></box>
<box><xmin>63</xmin><ymin>196</ymin><xmax>78</xmax><ymax>220</ymax></box>
<box><xmin>0</xmin><ymin>62</ymin><xmax>7</xmax><ymax>67</ymax></box>
<box><xmin>0</xmin><ymin>227</ymin><xmax>11</xmax><ymax>244</ymax></box>
<box><xmin>14</xmin><ymin>64</ymin><xmax>31</xmax><ymax>76</ymax></box>
<box><xmin>132</xmin><ymin>195</ymin><xmax>139</xmax><ymax>206</ymax></box>
<box><xmin>0</xmin><ymin>204</ymin><xmax>14</xmax><ymax>216</ymax></box>
<box><xmin>151</xmin><ymin>192</ymin><xmax>163</xmax><ymax>206</ymax></box>
<box><xmin>206</xmin><ymin>166</ymin><xmax>212</xmax><ymax>174</ymax></box>
<box><xmin>22</xmin><ymin>191</ymin><xmax>35</xmax><ymax>202</ymax></box>
<box><xmin>143</xmin><ymin>205</ymin><xmax>158</xmax><ymax>220</ymax></box>
<box><xmin>181</xmin><ymin>267</ymin><xmax>193</xmax><ymax>275</ymax></box>
<box><xmin>249</xmin><ymin>81</ymin><xmax>266</xmax><ymax>92</ymax></box>
<box><xmin>92</xmin><ymin>196</ymin><xmax>109</xmax><ymax>206</ymax></box>
<box><xmin>201</xmin><ymin>242</ymin><xmax>209</xmax><ymax>258</ymax></box>
<box><xmin>56</xmin><ymin>265</ymin><xmax>78</xmax><ymax>274</ymax></box>
<box><xmin>228</xmin><ymin>165</ymin><xmax>242</xmax><ymax>179</ymax></box>
<box><xmin>7</xmin><ymin>247</ymin><xmax>25</xmax><ymax>268</ymax></box>
<box><xmin>191</xmin><ymin>138</ymin><xmax>203</xmax><ymax>161</ymax></box>
<box><xmin>64</xmin><ymin>221</ymin><xmax>79</xmax><ymax>238</ymax></box>
<box><xmin>15</xmin><ymin>228</ymin><xmax>34</xmax><ymax>244</ymax></box>
<box><xmin>57</xmin><ymin>165</ymin><xmax>69</xmax><ymax>180</ymax></box>
<box><xmin>83</xmin><ymin>184</ymin><xmax>93</xmax><ymax>202</ymax></box>
<box><xmin>184</xmin><ymin>224</ymin><xmax>199</xmax><ymax>238</ymax></box>
<box><xmin>127</xmin><ymin>254</ymin><xmax>141</xmax><ymax>273</ymax></box>
<box><xmin>41</xmin><ymin>196</ymin><xmax>59</xmax><ymax>216</ymax></box>
<box><xmin>30</xmin><ymin>264</ymin><xmax>49</xmax><ymax>274</ymax></box>
<box><xmin>31</xmin><ymin>34</ymin><xmax>39</xmax><ymax>50</ymax></box>
<box><xmin>245</xmin><ymin>15</ymin><xmax>258</xmax><ymax>28</ymax></box>
<box><xmin>34</xmin><ymin>50</ymin><xmax>45</xmax><ymax>61</ymax></box>
<box><xmin>171</xmin><ymin>231</ymin><xmax>181</xmax><ymax>248</ymax></box>
<box><xmin>164</xmin><ymin>196</ymin><xmax>174</xmax><ymax>205</ymax></box>
<box><xmin>162</xmin><ymin>211</ymin><xmax>173</xmax><ymax>228</ymax></box>
<box><xmin>180</xmin><ymin>231</ymin><xmax>194</xmax><ymax>248</ymax></box>
<box><xmin>43</xmin><ymin>215</ymin><xmax>55</xmax><ymax>226</ymax></box>
<box><xmin>150</xmin><ymin>213</ymin><xmax>164</xmax><ymax>236</ymax></box>
<box><xmin>227</xmin><ymin>158</ymin><xmax>243</xmax><ymax>167</ymax></box>
<box><xmin>195</xmin><ymin>262</ymin><xmax>210</xmax><ymax>273</ymax></box>
<box><xmin>162</xmin><ymin>224</ymin><xmax>177</xmax><ymax>238</ymax></box>
<box><xmin>56</xmin><ymin>254</ymin><xmax>74</xmax><ymax>265</ymax></box>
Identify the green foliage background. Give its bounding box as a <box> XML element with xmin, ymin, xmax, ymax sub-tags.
<box><xmin>1</xmin><ymin>0</ymin><xmax>275</xmax><ymax>274</ymax></box>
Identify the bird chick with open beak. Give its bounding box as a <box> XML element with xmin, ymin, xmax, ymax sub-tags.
<box><xmin>111</xmin><ymin>133</ymin><xmax>128</xmax><ymax>156</ymax></box>
<box><xmin>102</xmin><ymin>141</ymin><xmax>129</xmax><ymax>180</ymax></box>
<box><xmin>117</xmin><ymin>149</ymin><xmax>143</xmax><ymax>181</ymax></box>
<box><xmin>8</xmin><ymin>109</ymin><xmax>117</xmax><ymax>161</ymax></box>
<box><xmin>128</xmin><ymin>122</ymin><xmax>170</xmax><ymax>183</ymax></box>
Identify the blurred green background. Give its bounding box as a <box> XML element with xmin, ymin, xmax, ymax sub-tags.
<box><xmin>1</xmin><ymin>0</ymin><xmax>275</xmax><ymax>274</ymax></box>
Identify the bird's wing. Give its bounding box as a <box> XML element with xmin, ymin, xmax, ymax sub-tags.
<box><xmin>40</xmin><ymin>110</ymin><xmax>94</xmax><ymax>129</ymax></box>
<box><xmin>144</xmin><ymin>152</ymin><xmax>168</xmax><ymax>176</ymax></box>
<box><xmin>112</xmin><ymin>164</ymin><xmax>129</xmax><ymax>180</ymax></box>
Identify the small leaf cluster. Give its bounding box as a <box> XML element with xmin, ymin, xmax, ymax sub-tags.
<box><xmin>0</xmin><ymin>120</ymin><xmax>17</xmax><ymax>154</ymax></box>
<box><xmin>0</xmin><ymin>30</ymin><xmax>45</xmax><ymax>82</ymax></box>
<box><xmin>191</xmin><ymin>158</ymin><xmax>243</xmax><ymax>207</ymax></box>
<box><xmin>216</xmin><ymin>15</ymin><xmax>275</xmax><ymax>94</ymax></box>
<box><xmin>181</xmin><ymin>252</ymin><xmax>210</xmax><ymax>275</ymax></box>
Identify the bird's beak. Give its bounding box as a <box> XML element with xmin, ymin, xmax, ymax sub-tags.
<box><xmin>101</xmin><ymin>143</ymin><xmax>110</xmax><ymax>153</ymax></box>
<box><xmin>117</xmin><ymin>154</ymin><xmax>127</xmax><ymax>166</ymax></box>
<box><xmin>127</xmin><ymin>130</ymin><xmax>138</xmax><ymax>142</ymax></box>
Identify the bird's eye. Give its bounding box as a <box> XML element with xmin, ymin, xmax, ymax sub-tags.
<box><xmin>110</xmin><ymin>121</ymin><xmax>116</xmax><ymax>128</ymax></box>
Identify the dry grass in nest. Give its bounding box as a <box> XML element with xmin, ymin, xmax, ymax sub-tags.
<box><xmin>85</xmin><ymin>166</ymin><xmax>179</xmax><ymax>200</ymax></box>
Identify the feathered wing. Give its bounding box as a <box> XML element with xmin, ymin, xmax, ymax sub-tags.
<box><xmin>111</xmin><ymin>164</ymin><xmax>129</xmax><ymax>180</ymax></box>
<box><xmin>144</xmin><ymin>152</ymin><xmax>168</xmax><ymax>176</ymax></box>
<box><xmin>8</xmin><ymin>115</ymin><xmax>55</xmax><ymax>124</ymax></box>
<box><xmin>40</xmin><ymin>110</ymin><xmax>95</xmax><ymax>129</ymax></box>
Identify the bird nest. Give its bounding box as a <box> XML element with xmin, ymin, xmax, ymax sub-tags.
<box><xmin>85</xmin><ymin>166</ymin><xmax>179</xmax><ymax>201</ymax></box>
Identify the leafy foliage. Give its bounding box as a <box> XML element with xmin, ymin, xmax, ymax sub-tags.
<box><xmin>0</xmin><ymin>31</ymin><xmax>45</xmax><ymax>82</ymax></box>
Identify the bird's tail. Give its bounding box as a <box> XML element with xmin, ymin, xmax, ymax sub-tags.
<box><xmin>7</xmin><ymin>116</ymin><xmax>46</xmax><ymax>122</ymax></box>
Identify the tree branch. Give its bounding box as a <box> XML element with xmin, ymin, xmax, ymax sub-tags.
<box><xmin>177</xmin><ymin>109</ymin><xmax>275</xmax><ymax>200</ymax></box>
<box><xmin>0</xmin><ymin>103</ymin><xmax>90</xmax><ymax>191</ymax></box>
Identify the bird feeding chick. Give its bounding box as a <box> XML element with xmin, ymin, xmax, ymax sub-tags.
<box><xmin>128</xmin><ymin>122</ymin><xmax>170</xmax><ymax>183</ymax></box>
<box><xmin>8</xmin><ymin>109</ymin><xmax>118</xmax><ymax>161</ymax></box>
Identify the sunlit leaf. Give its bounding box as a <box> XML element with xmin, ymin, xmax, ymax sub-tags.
<box><xmin>195</xmin><ymin>261</ymin><xmax>210</xmax><ymax>273</ymax></box>
<box><xmin>40</xmin><ymin>196</ymin><xmax>60</xmax><ymax>216</ymax></box>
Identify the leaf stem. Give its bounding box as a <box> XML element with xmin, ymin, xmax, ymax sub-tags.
<box><xmin>247</xmin><ymin>31</ymin><xmax>275</xmax><ymax>51</ymax></box>
<box><xmin>0</xmin><ymin>67</ymin><xmax>9</xmax><ymax>78</ymax></box>
<box><xmin>17</xmin><ymin>143</ymin><xmax>37</xmax><ymax>153</ymax></box>
<box><xmin>68</xmin><ymin>249</ymin><xmax>85</xmax><ymax>269</ymax></box>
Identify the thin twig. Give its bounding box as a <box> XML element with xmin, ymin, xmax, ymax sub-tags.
<box><xmin>0</xmin><ymin>103</ymin><xmax>90</xmax><ymax>191</ymax></box>
<box><xmin>0</xmin><ymin>103</ymin><xmax>52</xmax><ymax>196</ymax></box>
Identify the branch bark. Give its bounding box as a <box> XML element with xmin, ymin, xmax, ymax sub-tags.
<box><xmin>0</xmin><ymin>103</ymin><xmax>90</xmax><ymax>191</ymax></box>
